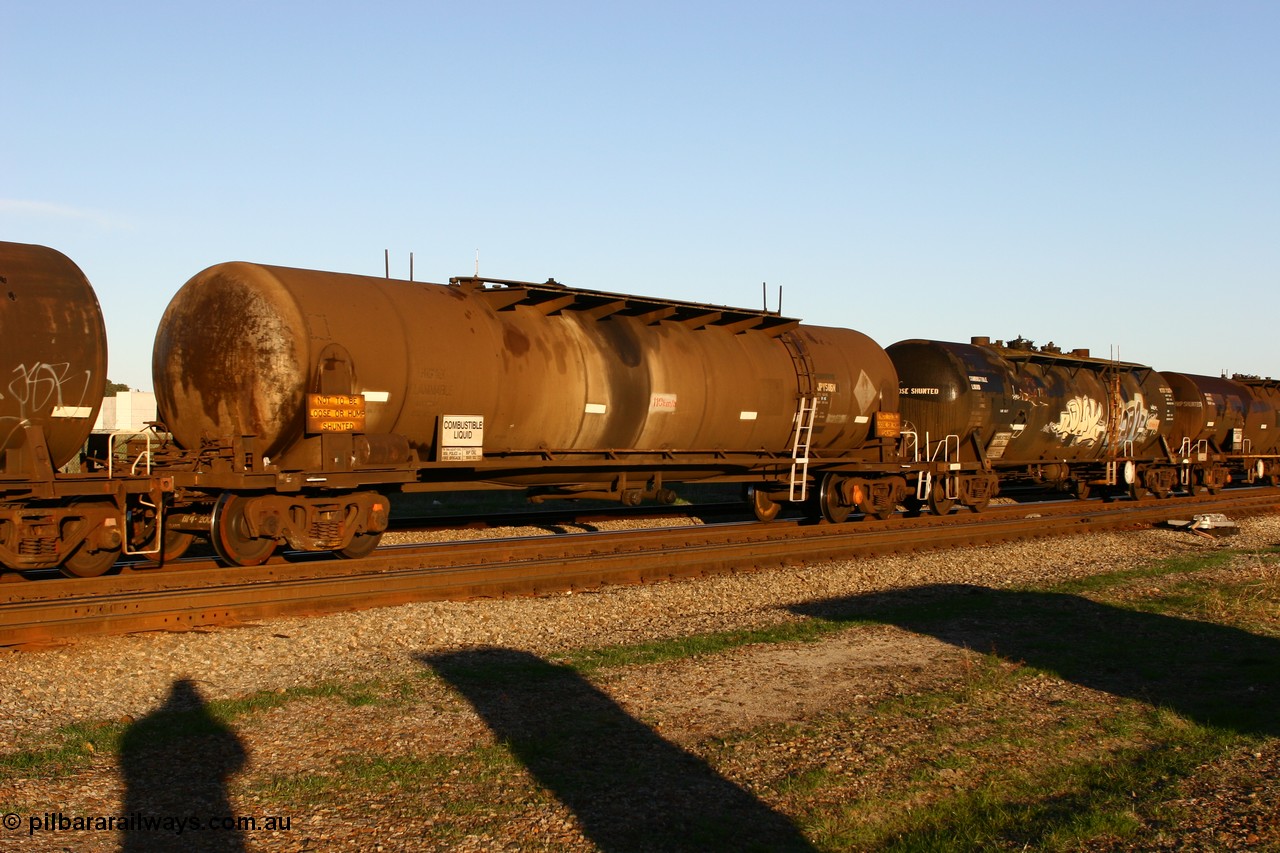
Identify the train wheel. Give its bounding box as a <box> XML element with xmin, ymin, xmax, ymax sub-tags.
<box><xmin>61</xmin><ymin>541</ymin><xmax>121</xmax><ymax>578</ymax></box>
<box><xmin>163</xmin><ymin>531</ymin><xmax>196</xmax><ymax>562</ymax></box>
<box><xmin>927</xmin><ymin>488</ymin><xmax>955</xmax><ymax>516</ymax></box>
<box><xmin>748</xmin><ymin>487</ymin><xmax>781</xmax><ymax>523</ymax></box>
<box><xmin>820</xmin><ymin>476</ymin><xmax>852</xmax><ymax>524</ymax></box>
<box><xmin>61</xmin><ymin>502</ymin><xmax>122</xmax><ymax>578</ymax></box>
<box><xmin>336</xmin><ymin>532</ymin><xmax>383</xmax><ymax>560</ymax></box>
<box><xmin>1074</xmin><ymin>481</ymin><xmax>1091</xmax><ymax>500</ymax></box>
<box><xmin>212</xmin><ymin>494</ymin><xmax>276</xmax><ymax>567</ymax></box>
<box><xmin>966</xmin><ymin>496</ymin><xmax>990</xmax><ymax>513</ymax></box>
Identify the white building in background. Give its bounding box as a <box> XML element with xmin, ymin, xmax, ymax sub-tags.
<box><xmin>65</xmin><ymin>391</ymin><xmax>160</xmax><ymax>474</ymax></box>
<box><xmin>93</xmin><ymin>391</ymin><xmax>157</xmax><ymax>432</ymax></box>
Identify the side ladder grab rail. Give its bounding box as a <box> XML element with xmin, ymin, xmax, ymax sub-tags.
<box><xmin>780</xmin><ymin>330</ymin><xmax>818</xmax><ymax>502</ymax></box>
<box><xmin>789</xmin><ymin>396</ymin><xmax>817</xmax><ymax>501</ymax></box>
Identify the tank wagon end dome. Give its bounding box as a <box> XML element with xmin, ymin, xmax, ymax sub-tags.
<box><xmin>153</xmin><ymin>262</ymin><xmax>310</xmax><ymax>456</ymax></box>
<box><xmin>0</xmin><ymin>241</ymin><xmax>108</xmax><ymax>468</ymax></box>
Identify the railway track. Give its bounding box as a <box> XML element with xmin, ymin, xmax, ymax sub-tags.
<box><xmin>3</xmin><ymin>489</ymin><xmax>1278</xmax><ymax>647</ymax></box>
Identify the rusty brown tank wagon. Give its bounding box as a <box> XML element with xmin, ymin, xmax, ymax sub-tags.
<box><xmin>5</xmin><ymin>240</ymin><xmax>1280</xmax><ymax>579</ymax></box>
<box><xmin>151</xmin><ymin>263</ymin><xmax>907</xmax><ymax>565</ymax></box>
<box><xmin>0</xmin><ymin>242</ymin><xmax>107</xmax><ymax>467</ymax></box>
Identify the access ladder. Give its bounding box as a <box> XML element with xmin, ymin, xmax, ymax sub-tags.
<box><xmin>780</xmin><ymin>331</ymin><xmax>818</xmax><ymax>501</ymax></box>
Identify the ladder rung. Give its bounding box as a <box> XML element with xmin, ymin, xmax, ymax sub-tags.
<box><xmin>788</xmin><ymin>392</ymin><xmax>819</xmax><ymax>501</ymax></box>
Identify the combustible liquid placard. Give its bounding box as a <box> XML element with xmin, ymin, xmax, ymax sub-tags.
<box><xmin>439</xmin><ymin>415</ymin><xmax>484</xmax><ymax>461</ymax></box>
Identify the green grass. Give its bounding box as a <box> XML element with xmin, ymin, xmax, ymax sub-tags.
<box><xmin>252</xmin><ymin>744</ymin><xmax>534</xmax><ymax>844</ymax></box>
<box><xmin>554</xmin><ymin>617</ymin><xmax>852</xmax><ymax>673</ymax></box>
<box><xmin>788</xmin><ymin>700</ymin><xmax>1216</xmax><ymax>850</ymax></box>
<box><xmin>1054</xmin><ymin>549</ymin><xmax>1241</xmax><ymax>593</ymax></box>
<box><xmin>257</xmin><ymin>751</ymin><xmax>500</xmax><ymax>800</ymax></box>
<box><xmin>857</xmin><ymin>721</ymin><xmax>1236</xmax><ymax>852</ymax></box>
<box><xmin>0</xmin><ymin>677</ymin><xmax>415</xmax><ymax>781</ymax></box>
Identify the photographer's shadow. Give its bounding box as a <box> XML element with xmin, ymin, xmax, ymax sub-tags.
<box><xmin>119</xmin><ymin>678</ymin><xmax>247</xmax><ymax>852</ymax></box>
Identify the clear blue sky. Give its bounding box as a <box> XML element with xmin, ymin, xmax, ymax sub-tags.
<box><xmin>4</xmin><ymin>1</ymin><xmax>1277</xmax><ymax>390</ymax></box>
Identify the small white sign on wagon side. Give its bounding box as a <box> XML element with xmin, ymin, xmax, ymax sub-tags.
<box><xmin>438</xmin><ymin>415</ymin><xmax>484</xmax><ymax>461</ymax></box>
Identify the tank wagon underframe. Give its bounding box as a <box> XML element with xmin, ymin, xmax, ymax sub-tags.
<box><xmin>0</xmin><ymin>422</ymin><xmax>180</xmax><ymax>576</ymax></box>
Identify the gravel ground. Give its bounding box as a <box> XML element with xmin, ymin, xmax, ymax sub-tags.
<box><xmin>2</xmin><ymin>515</ymin><xmax>1274</xmax><ymax>748</ymax></box>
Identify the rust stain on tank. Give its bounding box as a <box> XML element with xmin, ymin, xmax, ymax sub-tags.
<box><xmin>503</xmin><ymin>325</ymin><xmax>531</xmax><ymax>356</ymax></box>
<box><xmin>597</xmin><ymin>318</ymin><xmax>643</xmax><ymax>368</ymax></box>
<box><xmin>154</xmin><ymin>265</ymin><xmax>305</xmax><ymax>456</ymax></box>
<box><xmin>533</xmin><ymin>337</ymin><xmax>569</xmax><ymax>375</ymax></box>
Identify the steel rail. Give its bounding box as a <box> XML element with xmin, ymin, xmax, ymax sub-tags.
<box><xmin>2</xmin><ymin>490</ymin><xmax>1278</xmax><ymax>647</ymax></box>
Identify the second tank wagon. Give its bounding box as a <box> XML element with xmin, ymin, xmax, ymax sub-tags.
<box><xmin>154</xmin><ymin>263</ymin><xmax>900</xmax><ymax>475</ymax></box>
<box><xmin>151</xmin><ymin>263</ymin><xmax>906</xmax><ymax>563</ymax></box>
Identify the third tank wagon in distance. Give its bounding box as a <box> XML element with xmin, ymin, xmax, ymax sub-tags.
<box><xmin>888</xmin><ymin>336</ymin><xmax>1280</xmax><ymax>506</ymax></box>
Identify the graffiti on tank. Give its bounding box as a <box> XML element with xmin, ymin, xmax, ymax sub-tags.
<box><xmin>3</xmin><ymin>360</ymin><xmax>93</xmax><ymax>430</ymax></box>
<box><xmin>6</xmin><ymin>362</ymin><xmax>92</xmax><ymax>418</ymax></box>
<box><xmin>0</xmin><ymin>414</ymin><xmax>25</xmax><ymax>451</ymax></box>
<box><xmin>1047</xmin><ymin>392</ymin><xmax>1163</xmax><ymax>449</ymax></box>
<box><xmin>1012</xmin><ymin>375</ymin><xmax>1049</xmax><ymax>406</ymax></box>
<box><xmin>1</xmin><ymin>362</ymin><xmax>93</xmax><ymax>453</ymax></box>
<box><xmin>1047</xmin><ymin>396</ymin><xmax>1106</xmax><ymax>446</ymax></box>
<box><xmin>1114</xmin><ymin>393</ymin><xmax>1161</xmax><ymax>446</ymax></box>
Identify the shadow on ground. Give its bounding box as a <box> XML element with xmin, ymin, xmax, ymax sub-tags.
<box><xmin>792</xmin><ymin>584</ymin><xmax>1280</xmax><ymax>737</ymax></box>
<box><xmin>421</xmin><ymin>647</ymin><xmax>816</xmax><ymax>853</ymax></box>
<box><xmin>119</xmin><ymin>678</ymin><xmax>247</xmax><ymax>852</ymax></box>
